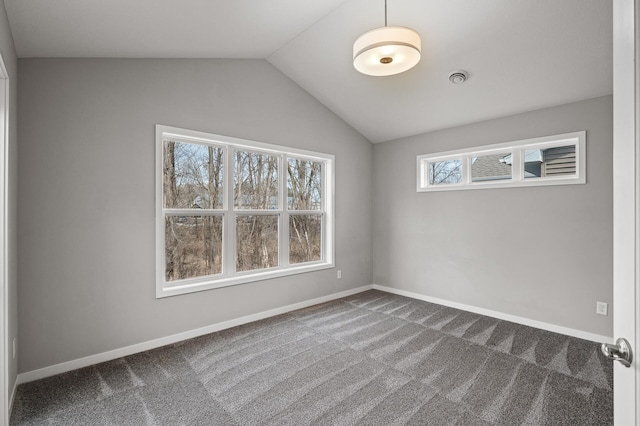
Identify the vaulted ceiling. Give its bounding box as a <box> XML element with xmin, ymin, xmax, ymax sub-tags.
<box><xmin>4</xmin><ymin>0</ymin><xmax>612</xmax><ymax>143</ymax></box>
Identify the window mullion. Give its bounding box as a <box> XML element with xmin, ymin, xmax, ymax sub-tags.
<box><xmin>280</xmin><ymin>155</ymin><xmax>289</xmax><ymax>268</ymax></box>
<box><xmin>463</xmin><ymin>156</ymin><xmax>471</xmax><ymax>184</ymax></box>
<box><xmin>224</xmin><ymin>146</ymin><xmax>235</xmax><ymax>277</ymax></box>
<box><xmin>512</xmin><ymin>149</ymin><xmax>523</xmax><ymax>182</ymax></box>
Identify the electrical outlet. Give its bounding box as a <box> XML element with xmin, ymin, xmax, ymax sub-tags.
<box><xmin>337</xmin><ymin>270</ymin><xmax>342</xmax><ymax>279</ymax></box>
<box><xmin>596</xmin><ymin>302</ymin><xmax>608</xmax><ymax>316</ymax></box>
<box><xmin>12</xmin><ymin>338</ymin><xmax>16</xmax><ymax>359</ymax></box>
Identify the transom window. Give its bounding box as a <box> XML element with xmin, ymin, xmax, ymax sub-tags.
<box><xmin>417</xmin><ymin>131</ymin><xmax>586</xmax><ymax>192</ymax></box>
<box><xmin>156</xmin><ymin>125</ymin><xmax>334</xmax><ymax>297</ymax></box>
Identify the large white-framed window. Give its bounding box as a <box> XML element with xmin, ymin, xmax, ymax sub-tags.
<box><xmin>156</xmin><ymin>125</ymin><xmax>334</xmax><ymax>298</ymax></box>
<box><xmin>417</xmin><ymin>131</ymin><xmax>586</xmax><ymax>192</ymax></box>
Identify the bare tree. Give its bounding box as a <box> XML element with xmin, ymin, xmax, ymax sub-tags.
<box><xmin>164</xmin><ymin>141</ymin><xmax>223</xmax><ymax>281</ymax></box>
<box><xmin>235</xmin><ymin>151</ymin><xmax>279</xmax><ymax>271</ymax></box>
<box><xmin>288</xmin><ymin>159</ymin><xmax>322</xmax><ymax>264</ymax></box>
<box><xmin>203</xmin><ymin>146</ymin><xmax>224</xmax><ymax>272</ymax></box>
<box><xmin>429</xmin><ymin>160</ymin><xmax>462</xmax><ymax>185</ymax></box>
<box><xmin>164</xmin><ymin>141</ymin><xmax>179</xmax><ymax>280</ymax></box>
<box><xmin>164</xmin><ymin>143</ymin><xmax>324</xmax><ymax>279</ymax></box>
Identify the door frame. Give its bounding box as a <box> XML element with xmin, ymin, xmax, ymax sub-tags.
<box><xmin>0</xmin><ymin>51</ymin><xmax>9</xmax><ymax>424</ymax></box>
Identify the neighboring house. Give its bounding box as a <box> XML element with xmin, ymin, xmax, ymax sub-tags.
<box><xmin>471</xmin><ymin>154</ymin><xmax>513</xmax><ymax>182</ymax></box>
<box><xmin>535</xmin><ymin>146</ymin><xmax>577</xmax><ymax>177</ymax></box>
<box><xmin>497</xmin><ymin>145</ymin><xmax>577</xmax><ymax>179</ymax></box>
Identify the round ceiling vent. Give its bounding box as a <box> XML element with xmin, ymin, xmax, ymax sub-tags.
<box><xmin>449</xmin><ymin>70</ymin><xmax>469</xmax><ymax>84</ymax></box>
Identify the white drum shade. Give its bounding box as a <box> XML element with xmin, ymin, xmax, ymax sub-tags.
<box><xmin>353</xmin><ymin>26</ymin><xmax>421</xmax><ymax>76</ymax></box>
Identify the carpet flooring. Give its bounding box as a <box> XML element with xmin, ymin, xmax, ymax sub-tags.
<box><xmin>11</xmin><ymin>290</ymin><xmax>613</xmax><ymax>425</ymax></box>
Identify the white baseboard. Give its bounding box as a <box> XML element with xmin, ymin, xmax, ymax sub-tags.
<box><xmin>372</xmin><ymin>285</ymin><xmax>613</xmax><ymax>344</ymax></box>
<box><xmin>17</xmin><ymin>285</ymin><xmax>373</xmax><ymax>385</ymax></box>
<box><xmin>16</xmin><ymin>282</ymin><xmax>611</xmax><ymax>386</ymax></box>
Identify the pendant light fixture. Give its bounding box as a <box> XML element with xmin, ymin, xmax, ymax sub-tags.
<box><xmin>353</xmin><ymin>0</ymin><xmax>421</xmax><ymax>76</ymax></box>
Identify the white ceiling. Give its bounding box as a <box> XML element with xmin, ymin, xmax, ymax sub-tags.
<box><xmin>4</xmin><ymin>0</ymin><xmax>612</xmax><ymax>143</ymax></box>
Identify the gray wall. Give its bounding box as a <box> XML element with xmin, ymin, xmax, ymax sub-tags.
<box><xmin>373</xmin><ymin>96</ymin><xmax>613</xmax><ymax>338</ymax></box>
<box><xmin>0</xmin><ymin>0</ymin><xmax>18</xmax><ymax>406</ymax></box>
<box><xmin>17</xmin><ymin>59</ymin><xmax>373</xmax><ymax>372</ymax></box>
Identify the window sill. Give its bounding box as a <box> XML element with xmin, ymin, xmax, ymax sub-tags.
<box><xmin>156</xmin><ymin>261</ymin><xmax>335</xmax><ymax>298</ymax></box>
<box><xmin>417</xmin><ymin>174</ymin><xmax>585</xmax><ymax>192</ymax></box>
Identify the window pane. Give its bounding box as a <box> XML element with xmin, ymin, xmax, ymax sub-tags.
<box><xmin>471</xmin><ymin>152</ymin><xmax>512</xmax><ymax>182</ymax></box>
<box><xmin>289</xmin><ymin>215</ymin><xmax>322</xmax><ymax>264</ymax></box>
<box><xmin>234</xmin><ymin>151</ymin><xmax>278</xmax><ymax>209</ymax></box>
<box><xmin>287</xmin><ymin>159</ymin><xmax>322</xmax><ymax>210</ymax></box>
<box><xmin>165</xmin><ymin>216</ymin><xmax>223</xmax><ymax>281</ymax></box>
<box><xmin>163</xmin><ymin>141</ymin><xmax>224</xmax><ymax>209</ymax></box>
<box><xmin>524</xmin><ymin>145</ymin><xmax>576</xmax><ymax>179</ymax></box>
<box><xmin>428</xmin><ymin>159</ymin><xmax>462</xmax><ymax>185</ymax></box>
<box><xmin>236</xmin><ymin>215</ymin><xmax>279</xmax><ymax>272</ymax></box>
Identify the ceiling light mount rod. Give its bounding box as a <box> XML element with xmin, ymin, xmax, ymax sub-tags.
<box><xmin>353</xmin><ymin>0</ymin><xmax>421</xmax><ymax>77</ymax></box>
<box><xmin>384</xmin><ymin>0</ymin><xmax>387</xmax><ymax>27</ymax></box>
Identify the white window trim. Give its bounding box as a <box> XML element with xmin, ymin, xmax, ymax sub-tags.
<box><xmin>156</xmin><ymin>125</ymin><xmax>335</xmax><ymax>298</ymax></box>
<box><xmin>416</xmin><ymin>131</ymin><xmax>586</xmax><ymax>192</ymax></box>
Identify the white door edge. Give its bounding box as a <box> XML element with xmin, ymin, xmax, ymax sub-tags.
<box><xmin>613</xmin><ymin>0</ymin><xmax>639</xmax><ymax>424</ymax></box>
